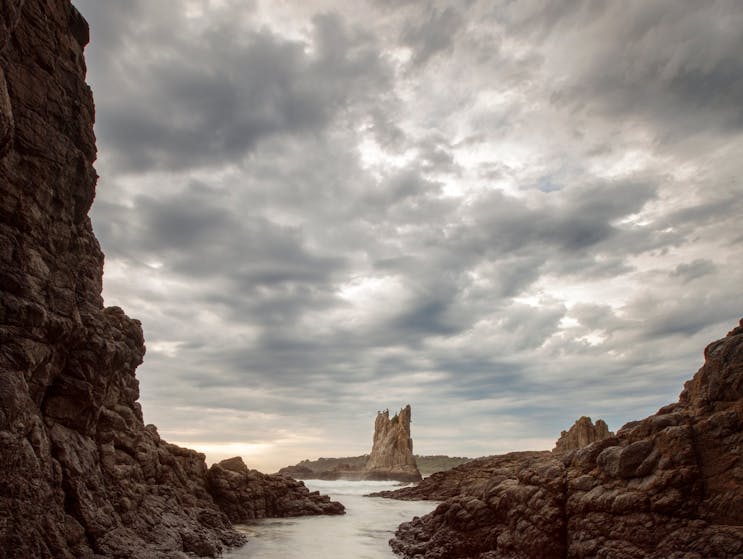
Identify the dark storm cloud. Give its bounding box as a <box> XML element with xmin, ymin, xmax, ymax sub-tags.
<box><xmin>105</xmin><ymin>182</ymin><xmax>347</xmax><ymax>294</ymax></box>
<box><xmin>454</xmin><ymin>180</ymin><xmax>658</xmax><ymax>260</ymax></box>
<box><xmin>78</xmin><ymin>4</ymin><xmax>391</xmax><ymax>172</ymax></box>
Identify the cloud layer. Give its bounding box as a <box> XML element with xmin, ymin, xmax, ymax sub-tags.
<box><xmin>74</xmin><ymin>0</ymin><xmax>743</xmax><ymax>472</ymax></box>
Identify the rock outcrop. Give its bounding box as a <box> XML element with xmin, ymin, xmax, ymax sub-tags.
<box><xmin>0</xmin><ymin>3</ymin><xmax>341</xmax><ymax>558</ymax></box>
<box><xmin>208</xmin><ymin>457</ymin><xmax>345</xmax><ymax>522</ymax></box>
<box><xmin>384</xmin><ymin>320</ymin><xmax>743</xmax><ymax>559</ymax></box>
<box><xmin>365</xmin><ymin>405</ymin><xmax>422</xmax><ymax>482</ymax></box>
<box><xmin>553</xmin><ymin>416</ymin><xmax>613</xmax><ymax>453</ymax></box>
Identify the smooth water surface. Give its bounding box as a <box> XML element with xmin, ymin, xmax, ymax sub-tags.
<box><xmin>223</xmin><ymin>479</ymin><xmax>436</xmax><ymax>558</ymax></box>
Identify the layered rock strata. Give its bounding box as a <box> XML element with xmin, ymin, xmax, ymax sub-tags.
<box><xmin>384</xmin><ymin>321</ymin><xmax>743</xmax><ymax>559</ymax></box>
<box><xmin>0</xmin><ymin>2</ymin><xmax>341</xmax><ymax>558</ymax></box>
<box><xmin>365</xmin><ymin>405</ymin><xmax>422</xmax><ymax>482</ymax></box>
<box><xmin>553</xmin><ymin>416</ymin><xmax>613</xmax><ymax>453</ymax></box>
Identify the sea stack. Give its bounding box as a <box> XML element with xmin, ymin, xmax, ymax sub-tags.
<box><xmin>365</xmin><ymin>405</ymin><xmax>422</xmax><ymax>482</ymax></box>
<box><xmin>553</xmin><ymin>416</ymin><xmax>613</xmax><ymax>453</ymax></box>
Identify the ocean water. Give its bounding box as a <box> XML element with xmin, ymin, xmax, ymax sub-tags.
<box><xmin>223</xmin><ymin>479</ymin><xmax>437</xmax><ymax>558</ymax></box>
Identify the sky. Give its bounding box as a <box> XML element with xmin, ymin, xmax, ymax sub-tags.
<box><xmin>72</xmin><ymin>0</ymin><xmax>743</xmax><ymax>473</ymax></box>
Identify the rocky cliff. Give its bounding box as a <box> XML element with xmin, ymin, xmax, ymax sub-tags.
<box><xmin>0</xmin><ymin>3</ymin><xmax>341</xmax><ymax>558</ymax></box>
<box><xmin>382</xmin><ymin>321</ymin><xmax>743</xmax><ymax>559</ymax></box>
<box><xmin>553</xmin><ymin>416</ymin><xmax>613</xmax><ymax>453</ymax></box>
<box><xmin>365</xmin><ymin>405</ymin><xmax>422</xmax><ymax>482</ymax></box>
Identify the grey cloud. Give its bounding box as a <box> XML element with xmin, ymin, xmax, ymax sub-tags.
<box><xmin>458</xmin><ymin>180</ymin><xmax>658</xmax><ymax>258</ymax></box>
<box><xmin>537</xmin><ymin>0</ymin><xmax>743</xmax><ymax>139</ymax></box>
<box><xmin>394</xmin><ymin>299</ymin><xmax>460</xmax><ymax>338</ymax></box>
<box><xmin>671</xmin><ymin>259</ymin><xmax>717</xmax><ymax>284</ymax></box>
<box><xmin>402</xmin><ymin>5</ymin><xmax>465</xmax><ymax>66</ymax></box>
<box><xmin>72</xmin><ymin>0</ymin><xmax>145</xmax><ymax>55</ymax></box>
<box><xmin>369</xmin><ymin>109</ymin><xmax>407</xmax><ymax>150</ymax></box>
<box><xmin>569</xmin><ymin>303</ymin><xmax>620</xmax><ymax>331</ymax></box>
<box><xmin>99</xmin><ymin>182</ymin><xmax>347</xmax><ymax>305</ymax></box>
<box><xmin>360</xmin><ymin>168</ymin><xmax>442</xmax><ymax>212</ymax></box>
<box><xmin>627</xmin><ymin>291</ymin><xmax>743</xmax><ymax>340</ymax></box>
<box><xmin>668</xmin><ymin>194</ymin><xmax>743</xmax><ymax>231</ymax></box>
<box><xmin>86</xmin><ymin>9</ymin><xmax>390</xmax><ymax>172</ymax></box>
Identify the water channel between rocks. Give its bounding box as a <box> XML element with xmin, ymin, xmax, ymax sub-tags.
<box><xmin>223</xmin><ymin>479</ymin><xmax>437</xmax><ymax>559</ymax></box>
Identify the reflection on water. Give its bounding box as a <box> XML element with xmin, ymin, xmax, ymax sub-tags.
<box><xmin>223</xmin><ymin>479</ymin><xmax>436</xmax><ymax>559</ymax></box>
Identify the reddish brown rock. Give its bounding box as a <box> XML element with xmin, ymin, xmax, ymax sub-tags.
<box><xmin>553</xmin><ymin>416</ymin><xmax>613</xmax><ymax>453</ymax></box>
<box><xmin>0</xmin><ymin>3</ymin><xmax>340</xmax><ymax>558</ymax></box>
<box><xmin>385</xmin><ymin>320</ymin><xmax>743</xmax><ymax>559</ymax></box>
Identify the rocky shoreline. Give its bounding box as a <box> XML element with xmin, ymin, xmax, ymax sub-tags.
<box><xmin>0</xmin><ymin>3</ymin><xmax>342</xmax><ymax>558</ymax></box>
<box><xmin>380</xmin><ymin>321</ymin><xmax>743</xmax><ymax>559</ymax></box>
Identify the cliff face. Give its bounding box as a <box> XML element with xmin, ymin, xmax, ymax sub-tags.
<box><xmin>365</xmin><ymin>405</ymin><xmax>422</xmax><ymax>482</ymax></box>
<box><xmin>385</xmin><ymin>321</ymin><xmax>743</xmax><ymax>559</ymax></box>
<box><xmin>0</xmin><ymin>3</ymin><xmax>341</xmax><ymax>558</ymax></box>
<box><xmin>553</xmin><ymin>416</ymin><xmax>613</xmax><ymax>453</ymax></box>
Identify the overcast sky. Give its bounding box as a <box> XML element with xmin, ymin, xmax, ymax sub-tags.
<box><xmin>73</xmin><ymin>0</ymin><xmax>743</xmax><ymax>472</ymax></box>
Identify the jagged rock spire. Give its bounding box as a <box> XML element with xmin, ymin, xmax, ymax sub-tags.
<box><xmin>365</xmin><ymin>404</ymin><xmax>422</xmax><ymax>482</ymax></box>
